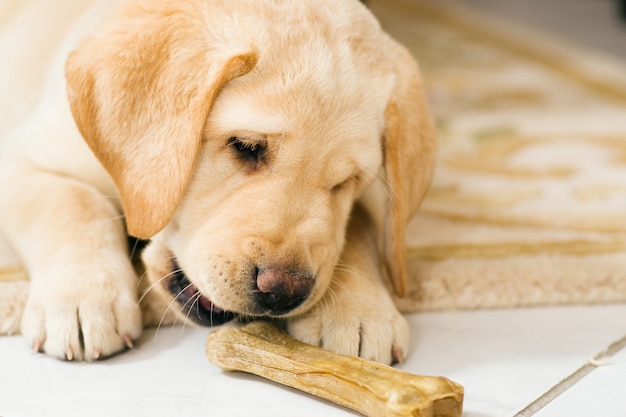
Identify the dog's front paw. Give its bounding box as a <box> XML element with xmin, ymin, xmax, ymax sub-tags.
<box><xmin>286</xmin><ymin>278</ymin><xmax>409</xmax><ymax>365</ymax></box>
<box><xmin>21</xmin><ymin>270</ymin><xmax>142</xmax><ymax>361</ymax></box>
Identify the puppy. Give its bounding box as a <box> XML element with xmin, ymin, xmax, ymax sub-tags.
<box><xmin>0</xmin><ymin>0</ymin><xmax>435</xmax><ymax>364</ymax></box>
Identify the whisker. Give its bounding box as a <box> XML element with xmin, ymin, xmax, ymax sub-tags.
<box><xmin>128</xmin><ymin>238</ymin><xmax>143</xmax><ymax>263</ymax></box>
<box><xmin>209</xmin><ymin>298</ymin><xmax>218</xmax><ymax>327</ymax></box>
<box><xmin>335</xmin><ymin>263</ymin><xmax>375</xmax><ymax>282</ymax></box>
<box><xmin>86</xmin><ymin>214</ymin><xmax>127</xmax><ymax>226</ymax></box>
<box><xmin>136</xmin><ymin>253</ymin><xmax>177</xmax><ymax>299</ymax></box>
<box><xmin>179</xmin><ymin>291</ymin><xmax>203</xmax><ymax>337</ymax></box>
<box><xmin>332</xmin><ymin>263</ymin><xmax>377</xmax><ymax>305</ymax></box>
<box><xmin>137</xmin><ymin>268</ymin><xmax>181</xmax><ymax>305</ymax></box>
<box><xmin>323</xmin><ymin>285</ymin><xmax>339</xmax><ymax>309</ymax></box>
<box><xmin>136</xmin><ymin>268</ymin><xmax>149</xmax><ymax>290</ymax></box>
<box><xmin>156</xmin><ymin>280</ymin><xmax>194</xmax><ymax>335</ymax></box>
<box><xmin>371</xmin><ymin>168</ymin><xmax>396</xmax><ymax>202</ymax></box>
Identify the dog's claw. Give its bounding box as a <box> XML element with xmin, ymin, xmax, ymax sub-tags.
<box><xmin>392</xmin><ymin>347</ymin><xmax>404</xmax><ymax>365</ymax></box>
<box><xmin>32</xmin><ymin>340</ymin><xmax>43</xmax><ymax>353</ymax></box>
<box><xmin>124</xmin><ymin>334</ymin><xmax>134</xmax><ymax>349</ymax></box>
<box><xmin>65</xmin><ymin>348</ymin><xmax>74</xmax><ymax>361</ymax></box>
<box><xmin>93</xmin><ymin>349</ymin><xmax>102</xmax><ymax>360</ymax></box>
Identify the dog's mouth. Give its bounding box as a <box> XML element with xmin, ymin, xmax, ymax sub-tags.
<box><xmin>167</xmin><ymin>266</ymin><xmax>236</xmax><ymax>326</ymax></box>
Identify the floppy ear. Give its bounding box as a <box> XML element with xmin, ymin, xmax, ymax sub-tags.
<box><xmin>382</xmin><ymin>42</ymin><xmax>437</xmax><ymax>297</ymax></box>
<box><xmin>65</xmin><ymin>3</ymin><xmax>257</xmax><ymax>239</ymax></box>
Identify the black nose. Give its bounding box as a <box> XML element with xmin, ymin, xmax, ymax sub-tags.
<box><xmin>254</xmin><ymin>267</ymin><xmax>313</xmax><ymax>315</ymax></box>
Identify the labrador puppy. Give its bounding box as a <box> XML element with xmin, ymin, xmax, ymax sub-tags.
<box><xmin>0</xmin><ymin>0</ymin><xmax>435</xmax><ymax>364</ymax></box>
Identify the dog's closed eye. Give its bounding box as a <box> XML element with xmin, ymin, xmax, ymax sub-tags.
<box><xmin>228</xmin><ymin>136</ymin><xmax>268</xmax><ymax>166</ymax></box>
<box><xmin>331</xmin><ymin>174</ymin><xmax>360</xmax><ymax>194</ymax></box>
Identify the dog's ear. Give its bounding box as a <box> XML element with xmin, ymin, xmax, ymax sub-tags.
<box><xmin>382</xmin><ymin>43</ymin><xmax>437</xmax><ymax>297</ymax></box>
<box><xmin>65</xmin><ymin>4</ymin><xmax>257</xmax><ymax>239</ymax></box>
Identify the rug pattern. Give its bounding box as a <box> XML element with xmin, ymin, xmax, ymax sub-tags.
<box><xmin>374</xmin><ymin>0</ymin><xmax>626</xmax><ymax>310</ymax></box>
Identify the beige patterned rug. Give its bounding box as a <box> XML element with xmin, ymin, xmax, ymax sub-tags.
<box><xmin>379</xmin><ymin>0</ymin><xmax>626</xmax><ymax>311</ymax></box>
<box><xmin>2</xmin><ymin>0</ymin><xmax>626</xmax><ymax>332</ymax></box>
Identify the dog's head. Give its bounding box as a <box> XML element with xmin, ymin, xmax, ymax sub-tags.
<box><xmin>66</xmin><ymin>0</ymin><xmax>435</xmax><ymax>325</ymax></box>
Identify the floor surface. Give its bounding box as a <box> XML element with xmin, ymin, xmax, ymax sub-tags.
<box><xmin>1</xmin><ymin>305</ymin><xmax>626</xmax><ymax>417</ymax></box>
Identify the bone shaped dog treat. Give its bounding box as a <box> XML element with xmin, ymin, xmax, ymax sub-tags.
<box><xmin>206</xmin><ymin>321</ymin><xmax>464</xmax><ymax>417</ymax></box>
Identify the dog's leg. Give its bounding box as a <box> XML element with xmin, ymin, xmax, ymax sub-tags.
<box><xmin>287</xmin><ymin>203</ymin><xmax>410</xmax><ymax>365</ymax></box>
<box><xmin>0</xmin><ymin>170</ymin><xmax>142</xmax><ymax>361</ymax></box>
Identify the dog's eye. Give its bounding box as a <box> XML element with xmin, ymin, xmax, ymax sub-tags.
<box><xmin>228</xmin><ymin>137</ymin><xmax>266</xmax><ymax>164</ymax></box>
<box><xmin>331</xmin><ymin>174</ymin><xmax>360</xmax><ymax>194</ymax></box>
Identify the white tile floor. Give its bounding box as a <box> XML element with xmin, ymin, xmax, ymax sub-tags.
<box><xmin>1</xmin><ymin>305</ymin><xmax>625</xmax><ymax>417</ymax></box>
<box><xmin>534</xmin><ymin>342</ymin><xmax>626</xmax><ymax>417</ymax></box>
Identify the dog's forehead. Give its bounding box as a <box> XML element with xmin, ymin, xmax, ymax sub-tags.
<box><xmin>206</xmin><ymin>0</ymin><xmax>395</xmax><ymax>137</ymax></box>
<box><xmin>208</xmin><ymin>41</ymin><xmax>394</xmax><ymax>150</ymax></box>
<box><xmin>209</xmin><ymin>76</ymin><xmax>390</xmax><ymax>143</ymax></box>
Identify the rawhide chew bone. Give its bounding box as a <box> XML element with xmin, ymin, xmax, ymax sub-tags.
<box><xmin>206</xmin><ymin>321</ymin><xmax>464</xmax><ymax>417</ymax></box>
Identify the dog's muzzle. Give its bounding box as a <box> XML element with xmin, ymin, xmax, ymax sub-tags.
<box><xmin>166</xmin><ymin>262</ymin><xmax>314</xmax><ymax>325</ymax></box>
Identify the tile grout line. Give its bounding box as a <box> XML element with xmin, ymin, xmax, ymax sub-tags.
<box><xmin>513</xmin><ymin>334</ymin><xmax>626</xmax><ymax>417</ymax></box>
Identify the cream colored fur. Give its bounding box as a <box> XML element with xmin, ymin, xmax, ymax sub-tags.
<box><xmin>0</xmin><ymin>0</ymin><xmax>435</xmax><ymax>364</ymax></box>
